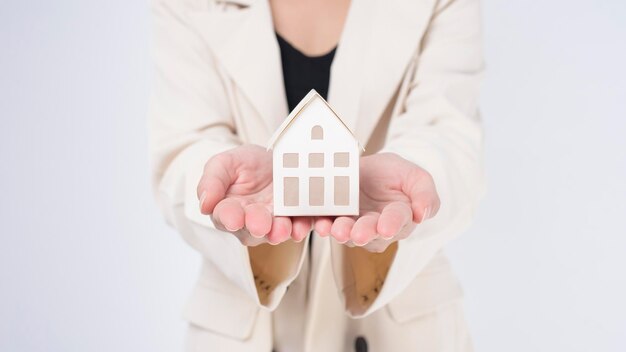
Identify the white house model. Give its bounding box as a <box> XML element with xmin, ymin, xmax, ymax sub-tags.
<box><xmin>267</xmin><ymin>89</ymin><xmax>361</xmax><ymax>216</ymax></box>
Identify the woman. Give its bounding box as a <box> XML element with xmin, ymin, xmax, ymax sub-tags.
<box><xmin>149</xmin><ymin>0</ymin><xmax>484</xmax><ymax>350</ymax></box>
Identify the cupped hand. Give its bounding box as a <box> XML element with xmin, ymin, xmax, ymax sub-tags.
<box><xmin>314</xmin><ymin>153</ymin><xmax>440</xmax><ymax>252</ymax></box>
<box><xmin>197</xmin><ymin>145</ymin><xmax>311</xmax><ymax>246</ymax></box>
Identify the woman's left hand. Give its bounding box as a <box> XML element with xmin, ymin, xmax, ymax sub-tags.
<box><xmin>314</xmin><ymin>153</ymin><xmax>440</xmax><ymax>253</ymax></box>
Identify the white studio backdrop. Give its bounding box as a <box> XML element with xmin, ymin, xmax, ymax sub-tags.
<box><xmin>1</xmin><ymin>1</ymin><xmax>624</xmax><ymax>351</ymax></box>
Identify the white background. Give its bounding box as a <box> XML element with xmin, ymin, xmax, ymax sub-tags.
<box><xmin>1</xmin><ymin>1</ymin><xmax>624</xmax><ymax>351</ymax></box>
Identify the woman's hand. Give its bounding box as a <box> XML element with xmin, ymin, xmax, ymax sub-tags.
<box><xmin>197</xmin><ymin>145</ymin><xmax>312</xmax><ymax>246</ymax></box>
<box><xmin>314</xmin><ymin>153</ymin><xmax>440</xmax><ymax>253</ymax></box>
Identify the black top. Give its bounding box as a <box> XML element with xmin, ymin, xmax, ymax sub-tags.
<box><xmin>276</xmin><ymin>33</ymin><xmax>337</xmax><ymax>111</ymax></box>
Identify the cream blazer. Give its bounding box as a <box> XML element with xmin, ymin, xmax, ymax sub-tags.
<box><xmin>149</xmin><ymin>0</ymin><xmax>484</xmax><ymax>350</ymax></box>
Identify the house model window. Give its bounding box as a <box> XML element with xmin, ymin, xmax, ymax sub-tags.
<box><xmin>311</xmin><ymin>125</ymin><xmax>323</xmax><ymax>140</ymax></box>
<box><xmin>267</xmin><ymin>89</ymin><xmax>362</xmax><ymax>216</ymax></box>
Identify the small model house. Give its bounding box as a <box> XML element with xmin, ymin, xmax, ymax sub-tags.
<box><xmin>268</xmin><ymin>90</ymin><xmax>361</xmax><ymax>216</ymax></box>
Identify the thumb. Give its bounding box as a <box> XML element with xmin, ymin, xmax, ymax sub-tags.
<box><xmin>404</xmin><ymin>168</ymin><xmax>440</xmax><ymax>223</ymax></box>
<box><xmin>197</xmin><ymin>153</ymin><xmax>236</xmax><ymax>214</ymax></box>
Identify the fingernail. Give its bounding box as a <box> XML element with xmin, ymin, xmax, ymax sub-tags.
<box><xmin>335</xmin><ymin>236</ymin><xmax>349</xmax><ymax>244</ymax></box>
<box><xmin>199</xmin><ymin>191</ymin><xmax>207</xmax><ymax>212</ymax></box>
<box><xmin>381</xmin><ymin>231</ymin><xmax>394</xmax><ymax>240</ymax></box>
<box><xmin>422</xmin><ymin>207</ymin><xmax>430</xmax><ymax>223</ymax></box>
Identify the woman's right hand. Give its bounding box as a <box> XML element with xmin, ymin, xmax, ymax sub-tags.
<box><xmin>197</xmin><ymin>145</ymin><xmax>312</xmax><ymax>246</ymax></box>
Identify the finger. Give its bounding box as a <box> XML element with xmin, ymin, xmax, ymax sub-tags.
<box><xmin>232</xmin><ymin>229</ymin><xmax>266</xmax><ymax>247</ymax></box>
<box><xmin>197</xmin><ymin>153</ymin><xmax>234</xmax><ymax>214</ymax></box>
<box><xmin>291</xmin><ymin>217</ymin><xmax>312</xmax><ymax>242</ymax></box>
<box><xmin>351</xmin><ymin>213</ymin><xmax>379</xmax><ymax>246</ymax></box>
<box><xmin>330</xmin><ymin>217</ymin><xmax>356</xmax><ymax>244</ymax></box>
<box><xmin>313</xmin><ymin>217</ymin><xmax>333</xmax><ymax>237</ymax></box>
<box><xmin>406</xmin><ymin>175</ymin><xmax>441</xmax><ymax>223</ymax></box>
<box><xmin>362</xmin><ymin>238</ymin><xmax>393</xmax><ymax>253</ymax></box>
<box><xmin>267</xmin><ymin>216</ymin><xmax>292</xmax><ymax>244</ymax></box>
<box><xmin>377</xmin><ymin>202</ymin><xmax>412</xmax><ymax>239</ymax></box>
<box><xmin>213</xmin><ymin>199</ymin><xmax>245</xmax><ymax>232</ymax></box>
<box><xmin>210</xmin><ymin>214</ymin><xmax>227</xmax><ymax>232</ymax></box>
<box><xmin>244</xmin><ymin>204</ymin><xmax>272</xmax><ymax>238</ymax></box>
<box><xmin>411</xmin><ymin>200</ymin><xmax>438</xmax><ymax>224</ymax></box>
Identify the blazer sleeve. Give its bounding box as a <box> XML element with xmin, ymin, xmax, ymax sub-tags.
<box><xmin>149</xmin><ymin>0</ymin><xmax>307</xmax><ymax>310</ymax></box>
<box><xmin>338</xmin><ymin>0</ymin><xmax>485</xmax><ymax>317</ymax></box>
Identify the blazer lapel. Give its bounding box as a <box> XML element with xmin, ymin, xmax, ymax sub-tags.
<box><xmin>330</xmin><ymin>0</ymin><xmax>435</xmax><ymax>149</ymax></box>
<box><xmin>325</xmin><ymin>0</ymin><xmax>372</xmax><ymax>143</ymax></box>
<box><xmin>187</xmin><ymin>0</ymin><xmax>289</xmax><ymax>135</ymax></box>
<box><xmin>188</xmin><ymin>0</ymin><xmax>433</xmax><ymax>148</ymax></box>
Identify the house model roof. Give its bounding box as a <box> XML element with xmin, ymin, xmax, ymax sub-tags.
<box><xmin>266</xmin><ymin>89</ymin><xmax>364</xmax><ymax>151</ymax></box>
